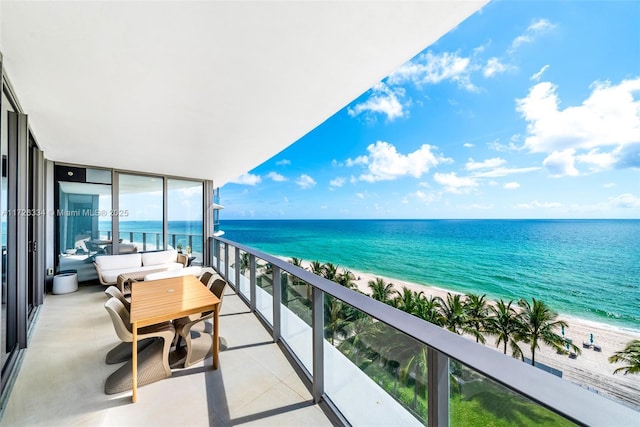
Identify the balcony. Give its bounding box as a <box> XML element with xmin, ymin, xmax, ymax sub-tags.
<box><xmin>0</xmin><ymin>282</ymin><xmax>333</xmax><ymax>425</ymax></box>
<box><xmin>1</xmin><ymin>236</ymin><xmax>637</xmax><ymax>426</ymax></box>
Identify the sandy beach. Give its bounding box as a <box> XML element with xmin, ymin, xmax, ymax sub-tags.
<box><xmin>286</xmin><ymin>258</ymin><xmax>640</xmax><ymax>410</ymax></box>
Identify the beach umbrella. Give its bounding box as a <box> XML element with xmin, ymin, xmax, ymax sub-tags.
<box><xmin>590</xmin><ymin>333</ymin><xmax>594</xmax><ymax>344</ymax></box>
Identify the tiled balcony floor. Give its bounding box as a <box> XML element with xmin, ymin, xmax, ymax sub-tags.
<box><xmin>0</xmin><ymin>284</ymin><xmax>333</xmax><ymax>426</ymax></box>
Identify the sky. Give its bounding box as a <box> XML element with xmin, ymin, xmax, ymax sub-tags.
<box><xmin>221</xmin><ymin>1</ymin><xmax>640</xmax><ymax>220</ymax></box>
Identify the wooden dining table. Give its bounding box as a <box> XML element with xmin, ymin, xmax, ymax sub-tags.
<box><xmin>129</xmin><ymin>274</ymin><xmax>221</xmax><ymax>403</ymax></box>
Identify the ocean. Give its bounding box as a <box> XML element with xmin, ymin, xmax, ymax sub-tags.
<box><xmin>99</xmin><ymin>220</ymin><xmax>204</xmax><ymax>253</ymax></box>
<box><xmin>221</xmin><ymin>219</ymin><xmax>640</xmax><ymax>332</ymax></box>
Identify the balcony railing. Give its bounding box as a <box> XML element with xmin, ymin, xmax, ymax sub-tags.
<box><xmin>98</xmin><ymin>230</ymin><xmax>203</xmax><ymax>254</ymax></box>
<box><xmin>211</xmin><ymin>236</ymin><xmax>637</xmax><ymax>426</ymax></box>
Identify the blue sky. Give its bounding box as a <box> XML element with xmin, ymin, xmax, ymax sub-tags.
<box><xmin>221</xmin><ymin>1</ymin><xmax>640</xmax><ymax>219</ymax></box>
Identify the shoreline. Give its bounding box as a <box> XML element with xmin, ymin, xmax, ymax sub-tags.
<box><xmin>278</xmin><ymin>256</ymin><xmax>640</xmax><ymax>409</ymax></box>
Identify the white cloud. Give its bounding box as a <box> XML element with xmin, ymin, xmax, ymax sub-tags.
<box><xmin>603</xmin><ymin>183</ymin><xmax>617</xmax><ymax>188</ymax></box>
<box><xmin>514</xmin><ymin>200</ymin><xmax>562</xmax><ymax>209</ymax></box>
<box><xmin>348</xmin><ymin>141</ymin><xmax>449</xmax><ymax>182</ymax></box>
<box><xmin>295</xmin><ymin>174</ymin><xmax>316</xmax><ymax>189</ymax></box>
<box><xmin>510</xmin><ymin>19</ymin><xmax>556</xmax><ymax>52</ymax></box>
<box><xmin>469</xmin><ymin>203</ymin><xmax>494</xmax><ymax>210</ymax></box>
<box><xmin>276</xmin><ymin>159</ymin><xmax>291</xmax><ymax>166</ymax></box>
<box><xmin>472</xmin><ymin>166</ymin><xmax>540</xmax><ymax>178</ymax></box>
<box><xmin>517</xmin><ymin>78</ymin><xmax>640</xmax><ymax>175</ymax></box>
<box><xmin>265</xmin><ymin>171</ymin><xmax>287</xmax><ymax>182</ymax></box>
<box><xmin>387</xmin><ymin>50</ymin><xmax>478</xmax><ymax>92</ymax></box>
<box><xmin>433</xmin><ymin>172</ymin><xmax>478</xmax><ymax>194</ymax></box>
<box><xmin>413</xmin><ymin>190</ymin><xmax>439</xmax><ymax>204</ymax></box>
<box><xmin>576</xmin><ymin>149</ymin><xmax>617</xmax><ymax>172</ymax></box>
<box><xmin>487</xmin><ymin>138</ymin><xmax>519</xmax><ymax>152</ymax></box>
<box><xmin>466</xmin><ymin>157</ymin><xmax>507</xmax><ymax>171</ymax></box>
<box><xmin>231</xmin><ymin>173</ymin><xmax>261</xmax><ymax>186</ymax></box>
<box><xmin>283</xmin><ymin>196</ymin><xmax>289</xmax><ymax>203</ymax></box>
<box><xmin>530</xmin><ymin>64</ymin><xmax>550</xmax><ymax>81</ymax></box>
<box><xmin>348</xmin><ymin>83</ymin><xmax>406</xmax><ymax>121</ymax></box>
<box><xmin>346</xmin><ymin>155</ymin><xmax>368</xmax><ymax>167</ymax></box>
<box><xmin>330</xmin><ymin>177</ymin><xmax>346</xmax><ymax>187</ymax></box>
<box><xmin>608</xmin><ymin>193</ymin><xmax>640</xmax><ymax>209</ymax></box>
<box><xmin>504</xmin><ymin>182</ymin><xmax>520</xmax><ymax>190</ymax></box>
<box><xmin>356</xmin><ymin>193</ymin><xmax>365</xmax><ymax>199</ymax></box>
<box><xmin>543</xmin><ymin>149</ymin><xmax>580</xmax><ymax>177</ymax></box>
<box><xmin>465</xmin><ymin>157</ymin><xmax>540</xmax><ymax>178</ymax></box>
<box><xmin>483</xmin><ymin>57</ymin><xmax>511</xmax><ymax>78</ymax></box>
<box><xmin>349</xmin><ymin>175</ymin><xmax>358</xmax><ymax>184</ymax></box>
<box><xmin>463</xmin><ymin>143</ymin><xmax>474</xmax><ymax>148</ymax></box>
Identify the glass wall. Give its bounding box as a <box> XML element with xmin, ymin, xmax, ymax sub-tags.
<box><xmin>57</xmin><ymin>180</ymin><xmax>112</xmax><ymax>281</ymax></box>
<box><xmin>118</xmin><ymin>174</ymin><xmax>163</xmax><ymax>252</ymax></box>
<box><xmin>168</xmin><ymin>179</ymin><xmax>202</xmax><ymax>264</ymax></box>
<box><xmin>1</xmin><ymin>90</ymin><xmax>13</xmax><ymax>371</ymax></box>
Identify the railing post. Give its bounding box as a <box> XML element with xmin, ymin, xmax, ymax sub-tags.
<box><xmin>156</xmin><ymin>233</ymin><xmax>160</xmax><ymax>250</ymax></box>
<box><xmin>142</xmin><ymin>232</ymin><xmax>147</xmax><ymax>251</ymax></box>
<box><xmin>249</xmin><ymin>254</ymin><xmax>256</xmax><ymax>312</ymax></box>
<box><xmin>223</xmin><ymin>243</ymin><xmax>229</xmax><ymax>281</ymax></box>
<box><xmin>428</xmin><ymin>348</ymin><xmax>449</xmax><ymax>427</ymax></box>
<box><xmin>188</xmin><ymin>235</ymin><xmax>193</xmax><ymax>251</ymax></box>
<box><xmin>172</xmin><ymin>234</ymin><xmax>176</xmax><ymax>250</ymax></box>
<box><xmin>235</xmin><ymin>247</ymin><xmax>240</xmax><ymax>289</ymax></box>
<box><xmin>272</xmin><ymin>266</ymin><xmax>281</xmax><ymax>342</ymax></box>
<box><xmin>312</xmin><ymin>287</ymin><xmax>324</xmax><ymax>403</ymax></box>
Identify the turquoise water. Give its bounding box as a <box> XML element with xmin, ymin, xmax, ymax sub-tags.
<box><xmin>221</xmin><ymin>219</ymin><xmax>640</xmax><ymax>331</ymax></box>
<box><xmin>99</xmin><ymin>220</ymin><xmax>204</xmax><ymax>253</ymax></box>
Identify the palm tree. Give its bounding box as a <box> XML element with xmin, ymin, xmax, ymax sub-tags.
<box><xmin>437</xmin><ymin>293</ymin><xmax>472</xmax><ymax>335</ymax></box>
<box><xmin>486</xmin><ymin>299</ymin><xmax>523</xmax><ymax>359</ymax></box>
<box><xmin>368</xmin><ymin>277</ymin><xmax>395</xmax><ymax>304</ymax></box>
<box><xmin>464</xmin><ymin>293</ymin><xmax>489</xmax><ymax>344</ymax></box>
<box><xmin>337</xmin><ymin>269</ymin><xmax>358</xmax><ymax>290</ymax></box>
<box><xmin>239</xmin><ymin>252</ymin><xmax>250</xmax><ymax>274</ymax></box>
<box><xmin>309</xmin><ymin>260</ymin><xmax>324</xmax><ymax>276</ymax></box>
<box><xmin>517</xmin><ymin>298</ymin><xmax>580</xmax><ymax>365</ymax></box>
<box><xmin>609</xmin><ymin>339</ymin><xmax>640</xmax><ymax>375</ymax></box>
<box><xmin>322</xmin><ymin>262</ymin><xmax>339</xmax><ymax>281</ymax></box>
<box><xmin>393</xmin><ymin>287</ymin><xmax>421</xmax><ymax>313</ymax></box>
<box><xmin>414</xmin><ymin>295</ymin><xmax>443</xmax><ymax>326</ymax></box>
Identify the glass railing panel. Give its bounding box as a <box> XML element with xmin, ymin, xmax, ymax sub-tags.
<box><xmin>449</xmin><ymin>360</ymin><xmax>575</xmax><ymax>426</ymax></box>
<box><xmin>227</xmin><ymin>246</ymin><xmax>237</xmax><ymax>286</ymax></box>
<box><xmin>219</xmin><ymin>242</ymin><xmax>226</xmax><ymax>268</ymax></box>
<box><xmin>255</xmin><ymin>257</ymin><xmax>273</xmax><ymax>325</ymax></box>
<box><xmin>323</xmin><ymin>295</ymin><xmax>424</xmax><ymax>426</ymax></box>
<box><xmin>280</xmin><ymin>271</ymin><xmax>313</xmax><ymax>373</ymax></box>
<box><xmin>237</xmin><ymin>250</ymin><xmax>250</xmax><ymax>298</ymax></box>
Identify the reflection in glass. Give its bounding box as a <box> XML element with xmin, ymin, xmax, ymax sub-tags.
<box><xmin>449</xmin><ymin>360</ymin><xmax>573</xmax><ymax>426</ymax></box>
<box><xmin>237</xmin><ymin>250</ymin><xmax>250</xmax><ymax>298</ymax></box>
<box><xmin>168</xmin><ymin>179</ymin><xmax>202</xmax><ymax>264</ymax></box>
<box><xmin>118</xmin><ymin>174</ymin><xmax>163</xmax><ymax>252</ymax></box>
<box><xmin>57</xmin><ymin>182</ymin><xmax>112</xmax><ymax>281</ymax></box>
<box><xmin>255</xmin><ymin>258</ymin><xmax>273</xmax><ymax>325</ymax></box>
<box><xmin>323</xmin><ymin>296</ymin><xmax>429</xmax><ymax>424</ymax></box>
<box><xmin>281</xmin><ymin>271</ymin><xmax>313</xmax><ymax>372</ymax></box>
<box><xmin>1</xmin><ymin>91</ymin><xmax>12</xmax><ymax>369</ymax></box>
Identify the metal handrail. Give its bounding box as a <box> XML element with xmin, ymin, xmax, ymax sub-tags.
<box><xmin>212</xmin><ymin>236</ymin><xmax>638</xmax><ymax>426</ymax></box>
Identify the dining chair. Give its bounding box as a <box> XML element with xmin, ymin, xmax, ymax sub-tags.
<box><xmin>104</xmin><ymin>285</ymin><xmax>130</xmax><ymax>311</ymax></box>
<box><xmin>103</xmin><ymin>297</ymin><xmax>176</xmax><ymax>394</ymax></box>
<box><xmin>172</xmin><ymin>278</ymin><xmax>227</xmax><ymax>368</ymax></box>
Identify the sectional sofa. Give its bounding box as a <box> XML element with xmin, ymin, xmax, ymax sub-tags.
<box><xmin>94</xmin><ymin>249</ymin><xmax>188</xmax><ymax>285</ymax></box>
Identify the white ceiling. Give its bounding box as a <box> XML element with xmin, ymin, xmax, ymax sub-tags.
<box><xmin>0</xmin><ymin>1</ymin><xmax>487</xmax><ymax>186</ymax></box>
